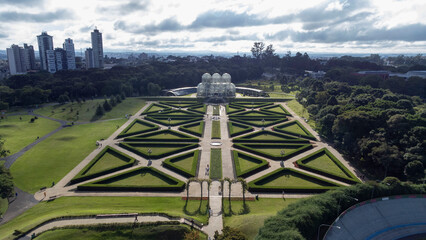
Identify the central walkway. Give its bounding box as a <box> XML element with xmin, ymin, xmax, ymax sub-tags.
<box><xmin>203</xmin><ymin>180</ymin><xmax>223</xmax><ymax>237</ymax></box>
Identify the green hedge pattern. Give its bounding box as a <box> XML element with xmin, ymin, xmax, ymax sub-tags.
<box><xmin>163</xmin><ymin>150</ymin><xmax>200</xmax><ymax>178</ymax></box>
<box><xmin>228</xmin><ymin>116</ymin><xmax>288</xmax><ymax>127</ymax></box>
<box><xmin>77</xmin><ymin>167</ymin><xmax>185</xmax><ymax>191</ymax></box>
<box><xmin>227</xmin><ymin>121</ymin><xmax>254</xmax><ymax>137</ymax></box>
<box><xmin>233</xmin><ymin>143</ymin><xmax>313</xmax><ymax>161</ymax></box>
<box><xmin>225</xmin><ymin>104</ymin><xmax>245</xmax><ymax>115</ymax></box>
<box><xmin>123</xmin><ymin>129</ymin><xmax>199</xmax><ymax>142</ymax></box>
<box><xmin>178</xmin><ymin>121</ymin><xmax>205</xmax><ymax>137</ymax></box>
<box><xmin>70</xmin><ymin>146</ymin><xmax>136</xmax><ymax>184</ymax></box>
<box><xmin>119</xmin><ymin>142</ymin><xmax>199</xmax><ymax>159</ymax></box>
<box><xmin>248</xmin><ymin>168</ymin><xmax>342</xmax><ymax>193</ymax></box>
<box><xmin>295</xmin><ymin>148</ymin><xmax>360</xmax><ymax>184</ymax></box>
<box><xmin>144</xmin><ymin>116</ymin><xmax>203</xmax><ymax>127</ymax></box>
<box><xmin>259</xmin><ymin>104</ymin><xmax>292</xmax><ymax>116</ymax></box>
<box><xmin>116</xmin><ymin>119</ymin><xmax>159</xmax><ymax>138</ymax></box>
<box><xmin>232</xmin><ymin>150</ymin><xmax>269</xmax><ymax>178</ymax></box>
<box><xmin>141</xmin><ymin>103</ymin><xmax>171</xmax><ymax>115</ymax></box>
<box><xmin>273</xmin><ymin>120</ymin><xmax>317</xmax><ymax>140</ymax></box>
<box><xmin>232</xmin><ymin>130</ymin><xmax>310</xmax><ymax>144</ymax></box>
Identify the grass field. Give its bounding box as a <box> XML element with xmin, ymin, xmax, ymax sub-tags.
<box><xmin>83</xmin><ymin>151</ymin><xmax>131</xmax><ymax>176</ymax></box>
<box><xmin>0</xmin><ymin>196</ymin><xmax>209</xmax><ymax>240</ymax></box>
<box><xmin>0</xmin><ymin>115</ymin><xmax>61</xmax><ymax>155</ymax></box>
<box><xmin>285</xmin><ymin>100</ymin><xmax>316</xmax><ymax>129</ymax></box>
<box><xmin>259</xmin><ymin>171</ymin><xmax>334</xmax><ymax>187</ymax></box>
<box><xmin>213</xmin><ymin>106</ymin><xmax>220</xmax><ymax>116</ymax></box>
<box><xmin>210</xmin><ymin>149</ymin><xmax>222</xmax><ymax>179</ymax></box>
<box><xmin>0</xmin><ymin>197</ymin><xmax>8</xmax><ymax>215</ymax></box>
<box><xmin>223</xmin><ymin>198</ymin><xmax>300</xmax><ymax>239</ymax></box>
<box><xmin>10</xmin><ymin>119</ymin><xmax>127</xmax><ymax>193</ymax></box>
<box><xmin>34</xmin><ymin>98</ymin><xmax>145</xmax><ymax>122</ymax></box>
<box><xmin>98</xmin><ymin>171</ymin><xmax>175</xmax><ymax>186</ymax></box>
<box><xmin>304</xmin><ymin>153</ymin><xmax>348</xmax><ymax>178</ymax></box>
<box><xmin>37</xmin><ymin>224</ymin><xmax>207</xmax><ymax>240</ymax></box>
<box><xmin>211</xmin><ymin>121</ymin><xmax>221</xmax><ymax>139</ymax></box>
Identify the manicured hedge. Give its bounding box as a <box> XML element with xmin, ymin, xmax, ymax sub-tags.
<box><xmin>232</xmin><ymin>130</ymin><xmax>310</xmax><ymax>144</ymax></box>
<box><xmin>233</xmin><ymin>143</ymin><xmax>313</xmax><ymax>161</ymax></box>
<box><xmin>232</xmin><ymin>150</ymin><xmax>269</xmax><ymax>178</ymax></box>
<box><xmin>163</xmin><ymin>150</ymin><xmax>200</xmax><ymax>178</ymax></box>
<box><xmin>227</xmin><ymin>121</ymin><xmax>253</xmax><ymax>137</ymax></box>
<box><xmin>178</xmin><ymin>121</ymin><xmax>205</xmax><ymax>137</ymax></box>
<box><xmin>159</xmin><ymin>101</ymin><xmax>200</xmax><ymax>108</ymax></box>
<box><xmin>230</xmin><ymin>102</ymin><xmax>274</xmax><ymax>109</ymax></box>
<box><xmin>225</xmin><ymin>104</ymin><xmax>245</xmax><ymax>115</ymax></box>
<box><xmin>248</xmin><ymin>168</ymin><xmax>342</xmax><ymax>193</ymax></box>
<box><xmin>259</xmin><ymin>104</ymin><xmax>292</xmax><ymax>116</ymax></box>
<box><xmin>295</xmin><ymin>148</ymin><xmax>360</xmax><ymax>184</ymax></box>
<box><xmin>187</xmin><ymin>104</ymin><xmax>207</xmax><ymax>114</ymax></box>
<box><xmin>141</xmin><ymin>103</ymin><xmax>171</xmax><ymax>115</ymax></box>
<box><xmin>228</xmin><ymin>116</ymin><xmax>288</xmax><ymax>127</ymax></box>
<box><xmin>70</xmin><ymin>146</ymin><xmax>136</xmax><ymax>184</ymax></box>
<box><xmin>231</xmin><ymin>110</ymin><xmax>278</xmax><ymax>117</ymax></box>
<box><xmin>146</xmin><ymin>109</ymin><xmax>203</xmax><ymax>117</ymax></box>
<box><xmin>230</xmin><ymin>98</ymin><xmax>291</xmax><ymax>103</ymax></box>
<box><xmin>273</xmin><ymin>120</ymin><xmax>317</xmax><ymax>140</ymax></box>
<box><xmin>123</xmin><ymin>129</ymin><xmax>199</xmax><ymax>142</ymax></box>
<box><xmin>116</xmin><ymin>119</ymin><xmax>159</xmax><ymax>138</ymax></box>
<box><xmin>144</xmin><ymin>116</ymin><xmax>203</xmax><ymax>127</ymax></box>
<box><xmin>77</xmin><ymin>167</ymin><xmax>185</xmax><ymax>191</ymax></box>
<box><xmin>119</xmin><ymin>142</ymin><xmax>199</xmax><ymax>159</ymax></box>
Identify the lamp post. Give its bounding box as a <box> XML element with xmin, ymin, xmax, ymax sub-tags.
<box><xmin>317</xmin><ymin>224</ymin><xmax>341</xmax><ymax>240</ymax></box>
<box><xmin>168</xmin><ymin>117</ymin><xmax>171</xmax><ymax>129</ymax></box>
<box><xmin>261</xmin><ymin>119</ymin><xmax>265</xmax><ymax>131</ymax></box>
<box><xmin>337</xmin><ymin>195</ymin><xmax>358</xmax><ymax>218</ymax></box>
<box><xmin>280</xmin><ymin>150</ymin><xmax>285</xmax><ymax>167</ymax></box>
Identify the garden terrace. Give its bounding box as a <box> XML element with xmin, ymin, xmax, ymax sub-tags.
<box><xmin>230</xmin><ymin>110</ymin><xmax>279</xmax><ymax>118</ymax></box>
<box><xmin>119</xmin><ymin>142</ymin><xmax>199</xmax><ymax>159</ymax></box>
<box><xmin>70</xmin><ymin>146</ymin><xmax>136</xmax><ymax>184</ymax></box>
<box><xmin>232</xmin><ymin>130</ymin><xmax>310</xmax><ymax>144</ymax></box>
<box><xmin>77</xmin><ymin>167</ymin><xmax>185</xmax><ymax>191</ymax></box>
<box><xmin>227</xmin><ymin>121</ymin><xmax>253</xmax><ymax>137</ymax></box>
<box><xmin>187</xmin><ymin>104</ymin><xmax>207</xmax><ymax>114</ymax></box>
<box><xmin>116</xmin><ymin>119</ymin><xmax>159</xmax><ymax>138</ymax></box>
<box><xmin>233</xmin><ymin>143</ymin><xmax>313</xmax><ymax>161</ymax></box>
<box><xmin>248</xmin><ymin>168</ymin><xmax>342</xmax><ymax>193</ymax></box>
<box><xmin>225</xmin><ymin>104</ymin><xmax>245</xmax><ymax>115</ymax></box>
<box><xmin>178</xmin><ymin>121</ymin><xmax>205</xmax><ymax>137</ymax></box>
<box><xmin>295</xmin><ymin>148</ymin><xmax>360</xmax><ymax>184</ymax></box>
<box><xmin>228</xmin><ymin>116</ymin><xmax>288</xmax><ymax>127</ymax></box>
<box><xmin>230</xmin><ymin>102</ymin><xmax>273</xmax><ymax>109</ymax></box>
<box><xmin>273</xmin><ymin>120</ymin><xmax>317</xmax><ymax>140</ymax></box>
<box><xmin>144</xmin><ymin>116</ymin><xmax>203</xmax><ymax>127</ymax></box>
<box><xmin>123</xmin><ymin>129</ymin><xmax>199</xmax><ymax>142</ymax></box>
<box><xmin>158</xmin><ymin>101</ymin><xmax>200</xmax><ymax>108</ymax></box>
<box><xmin>146</xmin><ymin>109</ymin><xmax>203</xmax><ymax>117</ymax></box>
<box><xmin>232</xmin><ymin>150</ymin><xmax>269</xmax><ymax>178</ymax></box>
<box><xmin>141</xmin><ymin>103</ymin><xmax>171</xmax><ymax>115</ymax></box>
<box><xmin>163</xmin><ymin>150</ymin><xmax>200</xmax><ymax>178</ymax></box>
<box><xmin>259</xmin><ymin>104</ymin><xmax>292</xmax><ymax>116</ymax></box>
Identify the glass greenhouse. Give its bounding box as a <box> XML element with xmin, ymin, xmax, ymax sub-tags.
<box><xmin>197</xmin><ymin>73</ymin><xmax>236</xmax><ymax>98</ymax></box>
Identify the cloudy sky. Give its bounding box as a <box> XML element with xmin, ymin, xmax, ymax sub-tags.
<box><xmin>1</xmin><ymin>0</ymin><xmax>426</xmax><ymax>54</ymax></box>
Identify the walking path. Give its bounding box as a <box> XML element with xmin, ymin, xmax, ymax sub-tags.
<box><xmin>220</xmin><ymin>105</ymin><xmax>234</xmax><ymax>179</ymax></box>
<box><xmin>0</xmin><ymin>187</ymin><xmax>38</xmax><ymax>224</ymax></box>
<box><xmin>198</xmin><ymin>105</ymin><xmax>213</xmax><ymax>179</ymax></box>
<box><xmin>202</xmin><ymin>181</ymin><xmax>223</xmax><ymax>238</ymax></box>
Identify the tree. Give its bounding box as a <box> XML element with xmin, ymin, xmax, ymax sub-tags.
<box><xmin>103</xmin><ymin>99</ymin><xmax>112</xmax><ymax>112</ymax></box>
<box><xmin>214</xmin><ymin>226</ymin><xmax>247</xmax><ymax>240</ymax></box>
<box><xmin>404</xmin><ymin>160</ymin><xmax>425</xmax><ymax>182</ymax></box>
<box><xmin>184</xmin><ymin>230</ymin><xmax>200</xmax><ymax>240</ymax></box>
<box><xmin>251</xmin><ymin>42</ymin><xmax>265</xmax><ymax>59</ymax></box>
<box><xmin>0</xmin><ymin>166</ymin><xmax>14</xmax><ymax>199</ymax></box>
<box><xmin>0</xmin><ymin>138</ymin><xmax>10</xmax><ymax>158</ymax></box>
<box><xmin>95</xmin><ymin>104</ymin><xmax>104</xmax><ymax>116</ymax></box>
<box><xmin>58</xmin><ymin>94</ymin><xmax>70</xmax><ymax>104</ymax></box>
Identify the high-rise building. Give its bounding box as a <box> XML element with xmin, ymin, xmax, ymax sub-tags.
<box><xmin>46</xmin><ymin>49</ymin><xmax>56</xmax><ymax>73</ymax></box>
<box><xmin>63</xmin><ymin>38</ymin><xmax>76</xmax><ymax>70</ymax></box>
<box><xmin>85</xmin><ymin>48</ymin><xmax>94</xmax><ymax>69</ymax></box>
<box><xmin>54</xmin><ymin>48</ymin><xmax>67</xmax><ymax>71</ymax></box>
<box><xmin>23</xmin><ymin>44</ymin><xmax>36</xmax><ymax>70</ymax></box>
<box><xmin>91</xmin><ymin>28</ymin><xmax>104</xmax><ymax>68</ymax></box>
<box><xmin>6</xmin><ymin>44</ymin><xmax>26</xmax><ymax>75</ymax></box>
<box><xmin>37</xmin><ymin>32</ymin><xmax>54</xmax><ymax>72</ymax></box>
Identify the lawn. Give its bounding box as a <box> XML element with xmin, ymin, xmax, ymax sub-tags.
<box><xmin>171</xmin><ymin>155</ymin><xmax>195</xmax><ymax>171</ymax></box>
<box><xmin>285</xmin><ymin>100</ymin><xmax>316</xmax><ymax>129</ymax></box>
<box><xmin>211</xmin><ymin>121</ymin><xmax>221</xmax><ymax>139</ymax></box>
<box><xmin>281</xmin><ymin>122</ymin><xmax>307</xmax><ymax>135</ymax></box>
<box><xmin>234</xmin><ymin>143</ymin><xmax>312</xmax><ymax>160</ymax></box>
<box><xmin>0</xmin><ymin>115</ymin><xmax>61</xmax><ymax>155</ymax></box>
<box><xmin>10</xmin><ymin>119</ymin><xmax>127</xmax><ymax>193</ymax></box>
<box><xmin>37</xmin><ymin>224</ymin><xmax>207</xmax><ymax>240</ymax></box>
<box><xmin>34</xmin><ymin>98</ymin><xmax>145</xmax><ymax>122</ymax></box>
<box><xmin>0</xmin><ymin>197</ymin><xmax>8</xmax><ymax>215</ymax></box>
<box><xmin>0</xmin><ymin>196</ymin><xmax>209</xmax><ymax>240</ymax></box>
<box><xmin>210</xmin><ymin>149</ymin><xmax>222</xmax><ymax>179</ymax></box>
<box><xmin>303</xmin><ymin>153</ymin><xmax>348</xmax><ymax>178</ymax></box>
<box><xmin>122</xmin><ymin>143</ymin><xmax>195</xmax><ymax>158</ymax></box>
<box><xmin>223</xmin><ymin>198</ymin><xmax>300</xmax><ymax>240</ymax></box>
<box><xmin>213</xmin><ymin>106</ymin><xmax>220</xmax><ymax>116</ymax></box>
<box><xmin>97</xmin><ymin>169</ymin><xmax>177</xmax><ymax>186</ymax></box>
<box><xmin>179</xmin><ymin>121</ymin><xmax>204</xmax><ymax>137</ymax></box>
<box><xmin>163</xmin><ymin>150</ymin><xmax>199</xmax><ymax>178</ymax></box>
<box><xmin>82</xmin><ymin>149</ymin><xmax>133</xmax><ymax>177</ymax></box>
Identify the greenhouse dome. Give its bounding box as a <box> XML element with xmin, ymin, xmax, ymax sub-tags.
<box><xmin>196</xmin><ymin>73</ymin><xmax>236</xmax><ymax>99</ymax></box>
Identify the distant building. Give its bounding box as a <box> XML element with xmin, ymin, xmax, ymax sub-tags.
<box><xmin>54</xmin><ymin>48</ymin><xmax>67</xmax><ymax>71</ymax></box>
<box><xmin>37</xmin><ymin>32</ymin><xmax>54</xmax><ymax>72</ymax></box>
<box><xmin>45</xmin><ymin>50</ymin><xmax>56</xmax><ymax>73</ymax></box>
<box><xmin>305</xmin><ymin>70</ymin><xmax>326</xmax><ymax>79</ymax></box>
<box><xmin>85</xmin><ymin>48</ymin><xmax>95</xmax><ymax>69</ymax></box>
<box><xmin>91</xmin><ymin>28</ymin><xmax>104</xmax><ymax>68</ymax></box>
<box><xmin>390</xmin><ymin>71</ymin><xmax>426</xmax><ymax>79</ymax></box>
<box><xmin>63</xmin><ymin>38</ymin><xmax>76</xmax><ymax>70</ymax></box>
<box><xmin>23</xmin><ymin>44</ymin><xmax>36</xmax><ymax>70</ymax></box>
<box><xmin>6</xmin><ymin>44</ymin><xmax>26</xmax><ymax>75</ymax></box>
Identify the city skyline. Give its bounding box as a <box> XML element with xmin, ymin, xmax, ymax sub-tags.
<box><xmin>0</xmin><ymin>0</ymin><xmax>426</xmax><ymax>54</ymax></box>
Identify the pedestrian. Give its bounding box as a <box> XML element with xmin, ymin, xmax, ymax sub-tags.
<box><xmin>15</xmin><ymin>192</ymin><xmax>18</xmax><ymax>198</ymax></box>
<box><xmin>51</xmin><ymin>181</ymin><xmax>55</xmax><ymax>187</ymax></box>
<box><xmin>135</xmin><ymin>215</ymin><xmax>138</xmax><ymax>222</ymax></box>
<box><xmin>36</xmin><ymin>136</ymin><xmax>39</xmax><ymax>140</ymax></box>
<box><xmin>44</xmin><ymin>192</ymin><xmax>46</xmax><ymax>198</ymax></box>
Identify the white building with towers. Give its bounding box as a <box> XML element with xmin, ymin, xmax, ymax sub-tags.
<box><xmin>197</xmin><ymin>73</ymin><xmax>236</xmax><ymax>99</ymax></box>
<box><xmin>91</xmin><ymin>28</ymin><xmax>104</xmax><ymax>68</ymax></box>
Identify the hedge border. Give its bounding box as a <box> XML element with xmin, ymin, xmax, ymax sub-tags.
<box><xmin>116</xmin><ymin>119</ymin><xmax>159</xmax><ymax>139</ymax></box>
<box><xmin>230</xmin><ymin>98</ymin><xmax>292</xmax><ymax>103</ymax></box>
<box><xmin>70</xmin><ymin>146</ymin><xmax>136</xmax><ymax>184</ymax></box>
<box><xmin>232</xmin><ymin>150</ymin><xmax>269</xmax><ymax>178</ymax></box>
<box><xmin>163</xmin><ymin>150</ymin><xmax>200</xmax><ymax>178</ymax></box>
<box><xmin>123</xmin><ymin>129</ymin><xmax>199</xmax><ymax>142</ymax></box>
<box><xmin>146</xmin><ymin>109</ymin><xmax>204</xmax><ymax>117</ymax></box>
<box><xmin>225</xmin><ymin>104</ymin><xmax>245</xmax><ymax>115</ymax></box>
<box><xmin>187</xmin><ymin>104</ymin><xmax>207</xmax><ymax>114</ymax></box>
<box><xmin>248</xmin><ymin>168</ymin><xmax>342</xmax><ymax>193</ymax></box>
<box><xmin>159</xmin><ymin>101</ymin><xmax>201</xmax><ymax>109</ymax></box>
<box><xmin>273</xmin><ymin>120</ymin><xmax>317</xmax><ymax>141</ymax></box>
<box><xmin>231</xmin><ymin>110</ymin><xmax>278</xmax><ymax>117</ymax></box>
<box><xmin>141</xmin><ymin>103</ymin><xmax>171</xmax><ymax>115</ymax></box>
<box><xmin>119</xmin><ymin>142</ymin><xmax>199</xmax><ymax>159</ymax></box>
<box><xmin>233</xmin><ymin>143</ymin><xmax>313</xmax><ymax>161</ymax></box>
<box><xmin>144</xmin><ymin>116</ymin><xmax>203</xmax><ymax>127</ymax></box>
<box><xmin>230</xmin><ymin>102</ymin><xmax>274</xmax><ymax>109</ymax></box>
<box><xmin>77</xmin><ymin>166</ymin><xmax>185</xmax><ymax>191</ymax></box>
<box><xmin>227</xmin><ymin>121</ymin><xmax>254</xmax><ymax>137</ymax></box>
<box><xmin>259</xmin><ymin>104</ymin><xmax>292</xmax><ymax>116</ymax></box>
<box><xmin>178</xmin><ymin>121</ymin><xmax>205</xmax><ymax>137</ymax></box>
<box><xmin>295</xmin><ymin>148</ymin><xmax>360</xmax><ymax>184</ymax></box>
<box><xmin>232</xmin><ymin>130</ymin><xmax>310</xmax><ymax>144</ymax></box>
<box><xmin>229</xmin><ymin>116</ymin><xmax>288</xmax><ymax>127</ymax></box>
